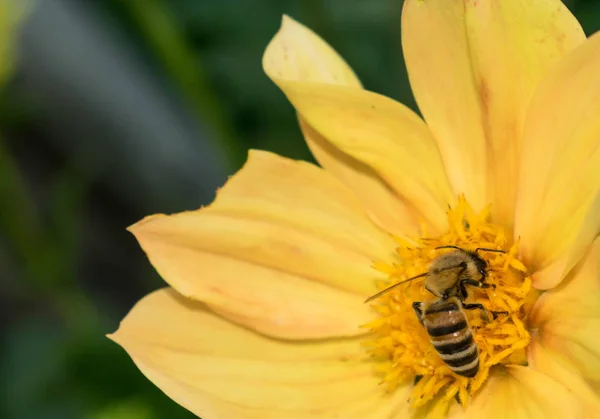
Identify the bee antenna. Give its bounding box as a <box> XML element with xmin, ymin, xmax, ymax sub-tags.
<box><xmin>435</xmin><ymin>245</ymin><xmax>463</xmax><ymax>251</ymax></box>
<box><xmin>364</xmin><ymin>272</ymin><xmax>428</xmax><ymax>303</ymax></box>
<box><xmin>436</xmin><ymin>245</ymin><xmax>506</xmax><ymax>255</ymax></box>
<box><xmin>474</xmin><ymin>248</ymin><xmax>506</xmax><ymax>254</ymax></box>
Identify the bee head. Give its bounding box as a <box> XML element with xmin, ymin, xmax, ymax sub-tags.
<box><xmin>470</xmin><ymin>253</ymin><xmax>487</xmax><ymax>279</ymax></box>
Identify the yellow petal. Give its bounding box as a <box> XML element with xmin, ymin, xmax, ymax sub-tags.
<box><xmin>402</xmin><ymin>0</ymin><xmax>585</xmax><ymax>227</ymax></box>
<box><xmin>530</xmin><ymin>238</ymin><xmax>600</xmax><ymax>386</ymax></box>
<box><xmin>263</xmin><ymin>16</ymin><xmax>419</xmax><ymax>237</ymax></box>
<box><xmin>402</xmin><ymin>0</ymin><xmax>485</xmax><ymax>212</ymax></box>
<box><xmin>464</xmin><ymin>366</ymin><xmax>582</xmax><ymax>419</ymax></box>
<box><xmin>528</xmin><ymin>342</ymin><xmax>600</xmax><ymax>417</ymax></box>
<box><xmin>299</xmin><ymin>119</ymin><xmax>419</xmax><ymax>237</ymax></box>
<box><xmin>527</xmin><ymin>191</ymin><xmax>600</xmax><ymax>291</ymax></box>
<box><xmin>264</xmin><ymin>16</ymin><xmax>454</xmax><ymax>233</ymax></box>
<box><xmin>262</xmin><ymin>15</ymin><xmax>361</xmax><ymax>87</ymax></box>
<box><xmin>129</xmin><ymin>150</ymin><xmax>394</xmax><ymax>339</ymax></box>
<box><xmin>516</xmin><ymin>32</ymin><xmax>600</xmax><ymax>289</ymax></box>
<box><xmin>109</xmin><ymin>288</ymin><xmax>412</xmax><ymax>419</ymax></box>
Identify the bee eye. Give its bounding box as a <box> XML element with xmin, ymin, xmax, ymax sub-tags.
<box><xmin>475</xmin><ymin>258</ymin><xmax>487</xmax><ymax>274</ymax></box>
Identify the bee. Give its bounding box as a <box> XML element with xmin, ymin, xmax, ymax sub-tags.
<box><xmin>365</xmin><ymin>246</ymin><xmax>507</xmax><ymax>378</ymax></box>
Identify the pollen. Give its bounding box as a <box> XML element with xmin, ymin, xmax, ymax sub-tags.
<box><xmin>363</xmin><ymin>196</ymin><xmax>535</xmax><ymax>414</ymax></box>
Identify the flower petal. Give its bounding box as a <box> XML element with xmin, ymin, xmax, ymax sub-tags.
<box><xmin>528</xmin><ymin>343</ymin><xmax>600</xmax><ymax>417</ymax></box>
<box><xmin>263</xmin><ymin>16</ymin><xmax>420</xmax><ymax>237</ymax></box>
<box><xmin>402</xmin><ymin>0</ymin><xmax>585</xmax><ymax>226</ymax></box>
<box><xmin>129</xmin><ymin>150</ymin><xmax>394</xmax><ymax>339</ymax></box>
<box><xmin>516</xmin><ymin>32</ymin><xmax>600</xmax><ymax>289</ymax></box>
<box><xmin>109</xmin><ymin>288</ymin><xmax>411</xmax><ymax>419</ymax></box>
<box><xmin>464</xmin><ymin>366</ymin><xmax>582</xmax><ymax>419</ymax></box>
<box><xmin>261</xmin><ymin>15</ymin><xmax>361</xmax><ymax>87</ymax></box>
<box><xmin>264</xmin><ymin>17</ymin><xmax>454</xmax><ymax>233</ymax></box>
<box><xmin>530</xmin><ymin>238</ymin><xmax>600</xmax><ymax>393</ymax></box>
<box><xmin>299</xmin><ymin>120</ymin><xmax>419</xmax><ymax>237</ymax></box>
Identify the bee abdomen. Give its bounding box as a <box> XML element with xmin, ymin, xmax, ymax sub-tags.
<box><xmin>447</xmin><ymin>354</ymin><xmax>479</xmax><ymax>378</ymax></box>
<box><xmin>432</xmin><ymin>332</ymin><xmax>479</xmax><ymax>377</ymax></box>
<box><xmin>439</xmin><ymin>343</ymin><xmax>478</xmax><ymax>369</ymax></box>
<box><xmin>427</xmin><ymin>320</ymin><xmax>467</xmax><ymax>337</ymax></box>
<box><xmin>425</xmin><ymin>309</ymin><xmax>480</xmax><ymax>378</ymax></box>
<box><xmin>431</xmin><ymin>332</ymin><xmax>479</xmax><ymax>377</ymax></box>
<box><xmin>433</xmin><ymin>333</ymin><xmax>474</xmax><ymax>355</ymax></box>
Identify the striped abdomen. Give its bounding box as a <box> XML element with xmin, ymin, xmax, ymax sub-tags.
<box><xmin>423</xmin><ymin>300</ymin><xmax>479</xmax><ymax>378</ymax></box>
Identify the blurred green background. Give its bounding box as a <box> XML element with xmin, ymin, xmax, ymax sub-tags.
<box><xmin>0</xmin><ymin>0</ymin><xmax>599</xmax><ymax>418</ymax></box>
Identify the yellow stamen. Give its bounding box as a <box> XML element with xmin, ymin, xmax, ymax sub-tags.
<box><xmin>364</xmin><ymin>196</ymin><xmax>534</xmax><ymax>413</ymax></box>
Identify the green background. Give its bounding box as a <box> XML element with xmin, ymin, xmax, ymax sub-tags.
<box><xmin>0</xmin><ymin>1</ymin><xmax>598</xmax><ymax>418</ymax></box>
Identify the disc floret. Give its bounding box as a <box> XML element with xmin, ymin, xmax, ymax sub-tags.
<box><xmin>364</xmin><ymin>197</ymin><xmax>534</xmax><ymax>413</ymax></box>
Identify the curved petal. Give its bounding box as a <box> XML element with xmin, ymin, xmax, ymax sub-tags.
<box><xmin>528</xmin><ymin>343</ymin><xmax>600</xmax><ymax>417</ymax></box>
<box><xmin>463</xmin><ymin>366</ymin><xmax>582</xmax><ymax>419</ymax></box>
<box><xmin>129</xmin><ymin>150</ymin><xmax>395</xmax><ymax>339</ymax></box>
<box><xmin>109</xmin><ymin>288</ymin><xmax>412</xmax><ymax>419</ymax></box>
<box><xmin>530</xmin><ymin>238</ymin><xmax>600</xmax><ymax>395</ymax></box>
<box><xmin>299</xmin><ymin>120</ymin><xmax>419</xmax><ymax>238</ymax></box>
<box><xmin>516</xmin><ymin>32</ymin><xmax>600</xmax><ymax>289</ymax></box>
<box><xmin>264</xmin><ymin>17</ymin><xmax>454</xmax><ymax>233</ymax></box>
<box><xmin>264</xmin><ymin>16</ymin><xmax>420</xmax><ymax>237</ymax></box>
<box><xmin>402</xmin><ymin>0</ymin><xmax>585</xmax><ymax>227</ymax></box>
<box><xmin>262</xmin><ymin>15</ymin><xmax>361</xmax><ymax>87</ymax></box>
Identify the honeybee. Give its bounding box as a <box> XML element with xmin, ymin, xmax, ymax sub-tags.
<box><xmin>365</xmin><ymin>246</ymin><xmax>506</xmax><ymax>378</ymax></box>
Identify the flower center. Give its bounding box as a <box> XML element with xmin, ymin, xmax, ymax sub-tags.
<box><xmin>363</xmin><ymin>197</ymin><xmax>536</xmax><ymax>414</ymax></box>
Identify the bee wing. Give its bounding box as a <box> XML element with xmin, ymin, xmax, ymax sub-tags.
<box><xmin>364</xmin><ymin>272</ymin><xmax>428</xmax><ymax>303</ymax></box>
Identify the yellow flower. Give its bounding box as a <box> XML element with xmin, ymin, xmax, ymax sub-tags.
<box><xmin>109</xmin><ymin>1</ymin><xmax>600</xmax><ymax>417</ymax></box>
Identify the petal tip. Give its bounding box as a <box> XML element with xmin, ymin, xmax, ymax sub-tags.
<box><xmin>280</xmin><ymin>14</ymin><xmax>298</xmax><ymax>28</ymax></box>
<box><xmin>127</xmin><ymin>213</ymin><xmax>168</xmax><ymax>235</ymax></box>
<box><xmin>263</xmin><ymin>13</ymin><xmax>359</xmax><ymax>88</ymax></box>
<box><xmin>263</xmin><ymin>14</ymin><xmax>307</xmax><ymax>74</ymax></box>
<box><xmin>279</xmin><ymin>14</ymin><xmax>311</xmax><ymax>39</ymax></box>
<box><xmin>106</xmin><ymin>331</ymin><xmax>123</xmax><ymax>347</ymax></box>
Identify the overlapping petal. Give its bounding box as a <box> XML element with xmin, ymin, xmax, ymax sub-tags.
<box><xmin>402</xmin><ymin>0</ymin><xmax>585</xmax><ymax>227</ymax></box>
<box><xmin>516</xmin><ymin>32</ymin><xmax>600</xmax><ymax>289</ymax></box>
<box><xmin>128</xmin><ymin>150</ymin><xmax>396</xmax><ymax>339</ymax></box>
<box><xmin>299</xmin><ymin>117</ymin><xmax>419</xmax><ymax>238</ymax></box>
<box><xmin>261</xmin><ymin>15</ymin><xmax>361</xmax><ymax>87</ymax></box>
<box><xmin>263</xmin><ymin>16</ymin><xmax>421</xmax><ymax>237</ymax></box>
<box><xmin>109</xmin><ymin>288</ymin><xmax>412</xmax><ymax>419</ymax></box>
<box><xmin>528</xmin><ymin>344</ymin><xmax>600</xmax><ymax>417</ymax></box>
<box><xmin>529</xmin><ymin>238</ymin><xmax>600</xmax><ymax>410</ymax></box>
<box><xmin>264</xmin><ymin>16</ymin><xmax>454</xmax><ymax>233</ymax></box>
<box><xmin>463</xmin><ymin>366</ymin><xmax>582</xmax><ymax>419</ymax></box>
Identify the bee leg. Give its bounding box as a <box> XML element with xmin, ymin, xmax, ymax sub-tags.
<box><xmin>479</xmin><ymin>275</ymin><xmax>496</xmax><ymax>289</ymax></box>
<box><xmin>490</xmin><ymin>310</ymin><xmax>509</xmax><ymax>320</ymax></box>
<box><xmin>462</xmin><ymin>303</ymin><xmax>486</xmax><ymax>311</ymax></box>
<box><xmin>455</xmin><ymin>391</ymin><xmax>461</xmax><ymax>405</ymax></box>
<box><xmin>459</xmin><ymin>279</ymin><xmax>494</xmax><ymax>299</ymax></box>
<box><xmin>412</xmin><ymin>302</ymin><xmax>425</xmax><ymax>325</ymax></box>
<box><xmin>462</xmin><ymin>303</ymin><xmax>491</xmax><ymax>321</ymax></box>
<box><xmin>463</xmin><ymin>303</ymin><xmax>507</xmax><ymax>321</ymax></box>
